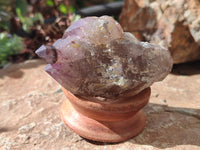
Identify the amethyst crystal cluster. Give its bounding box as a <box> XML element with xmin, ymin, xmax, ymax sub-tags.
<box><xmin>36</xmin><ymin>16</ymin><xmax>173</xmax><ymax>101</ymax></box>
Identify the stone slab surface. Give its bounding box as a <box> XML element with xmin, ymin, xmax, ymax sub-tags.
<box><xmin>0</xmin><ymin>59</ymin><xmax>200</xmax><ymax>150</ymax></box>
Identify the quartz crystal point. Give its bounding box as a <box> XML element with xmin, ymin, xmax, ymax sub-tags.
<box><xmin>36</xmin><ymin>16</ymin><xmax>173</xmax><ymax>101</ymax></box>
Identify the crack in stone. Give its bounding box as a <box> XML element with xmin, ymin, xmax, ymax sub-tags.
<box><xmin>164</xmin><ymin>107</ymin><xmax>200</xmax><ymax>120</ymax></box>
<box><xmin>147</xmin><ymin>104</ymin><xmax>200</xmax><ymax>120</ymax></box>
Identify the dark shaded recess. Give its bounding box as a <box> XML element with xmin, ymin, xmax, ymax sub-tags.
<box><xmin>84</xmin><ymin>137</ymin><xmax>121</xmax><ymax>145</ymax></box>
<box><xmin>9</xmin><ymin>52</ymin><xmax>31</xmax><ymax>64</ymax></box>
<box><xmin>77</xmin><ymin>1</ymin><xmax>124</xmax><ymax>17</ymax></box>
<box><xmin>14</xmin><ymin>28</ymin><xmax>31</xmax><ymax>37</ymax></box>
<box><xmin>171</xmin><ymin>60</ymin><xmax>200</xmax><ymax>75</ymax></box>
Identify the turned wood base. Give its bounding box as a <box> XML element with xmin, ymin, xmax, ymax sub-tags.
<box><xmin>60</xmin><ymin>87</ymin><xmax>151</xmax><ymax>143</ymax></box>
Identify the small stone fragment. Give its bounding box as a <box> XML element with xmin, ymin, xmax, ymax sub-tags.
<box><xmin>36</xmin><ymin>16</ymin><xmax>173</xmax><ymax>101</ymax></box>
<box><xmin>18</xmin><ymin>122</ymin><xmax>36</xmax><ymax>134</ymax></box>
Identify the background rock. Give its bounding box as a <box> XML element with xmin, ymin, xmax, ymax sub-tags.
<box><xmin>0</xmin><ymin>59</ymin><xmax>200</xmax><ymax>149</ymax></box>
<box><xmin>119</xmin><ymin>0</ymin><xmax>200</xmax><ymax>64</ymax></box>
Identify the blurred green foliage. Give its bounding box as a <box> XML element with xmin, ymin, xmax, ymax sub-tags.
<box><xmin>46</xmin><ymin>0</ymin><xmax>76</xmax><ymax>14</ymax></box>
<box><xmin>0</xmin><ymin>0</ymin><xmax>12</xmax><ymax>31</ymax></box>
<box><xmin>73</xmin><ymin>15</ymin><xmax>81</xmax><ymax>22</ymax></box>
<box><xmin>0</xmin><ymin>0</ymin><xmax>44</xmax><ymax>32</ymax></box>
<box><xmin>58</xmin><ymin>4</ymin><xmax>68</xmax><ymax>14</ymax></box>
<box><xmin>58</xmin><ymin>4</ymin><xmax>76</xmax><ymax>14</ymax></box>
<box><xmin>15</xmin><ymin>0</ymin><xmax>28</xmax><ymax>15</ymax></box>
<box><xmin>16</xmin><ymin>0</ymin><xmax>44</xmax><ymax>32</ymax></box>
<box><xmin>46</xmin><ymin>0</ymin><xmax>54</xmax><ymax>6</ymax></box>
<box><xmin>16</xmin><ymin>8</ymin><xmax>44</xmax><ymax>33</ymax></box>
<box><xmin>0</xmin><ymin>0</ymin><xmax>44</xmax><ymax>67</ymax></box>
<box><xmin>1</xmin><ymin>0</ymin><xmax>122</xmax><ymax>67</ymax></box>
<box><xmin>0</xmin><ymin>33</ymin><xmax>23</xmax><ymax>67</ymax></box>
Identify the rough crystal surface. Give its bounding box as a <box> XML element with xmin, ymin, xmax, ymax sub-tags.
<box><xmin>36</xmin><ymin>16</ymin><xmax>173</xmax><ymax>101</ymax></box>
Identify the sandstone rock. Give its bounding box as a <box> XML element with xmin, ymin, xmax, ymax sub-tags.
<box><xmin>36</xmin><ymin>16</ymin><xmax>172</xmax><ymax>101</ymax></box>
<box><xmin>120</xmin><ymin>0</ymin><xmax>200</xmax><ymax>64</ymax></box>
<box><xmin>0</xmin><ymin>60</ymin><xmax>200</xmax><ymax>149</ymax></box>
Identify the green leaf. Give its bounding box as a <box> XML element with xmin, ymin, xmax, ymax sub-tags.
<box><xmin>72</xmin><ymin>15</ymin><xmax>81</xmax><ymax>22</ymax></box>
<box><xmin>46</xmin><ymin>0</ymin><xmax>54</xmax><ymax>6</ymax></box>
<box><xmin>15</xmin><ymin>0</ymin><xmax>28</xmax><ymax>16</ymax></box>
<box><xmin>32</xmin><ymin>13</ymin><xmax>44</xmax><ymax>24</ymax></box>
<box><xmin>16</xmin><ymin>8</ymin><xmax>25</xmax><ymax>22</ymax></box>
<box><xmin>69</xmin><ymin>6</ymin><xmax>76</xmax><ymax>13</ymax></box>
<box><xmin>16</xmin><ymin>8</ymin><xmax>32</xmax><ymax>32</ymax></box>
<box><xmin>58</xmin><ymin>4</ymin><xmax>67</xmax><ymax>14</ymax></box>
<box><xmin>22</xmin><ymin>18</ymin><xmax>33</xmax><ymax>32</ymax></box>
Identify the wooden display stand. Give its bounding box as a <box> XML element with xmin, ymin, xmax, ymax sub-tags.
<box><xmin>60</xmin><ymin>87</ymin><xmax>151</xmax><ymax>142</ymax></box>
